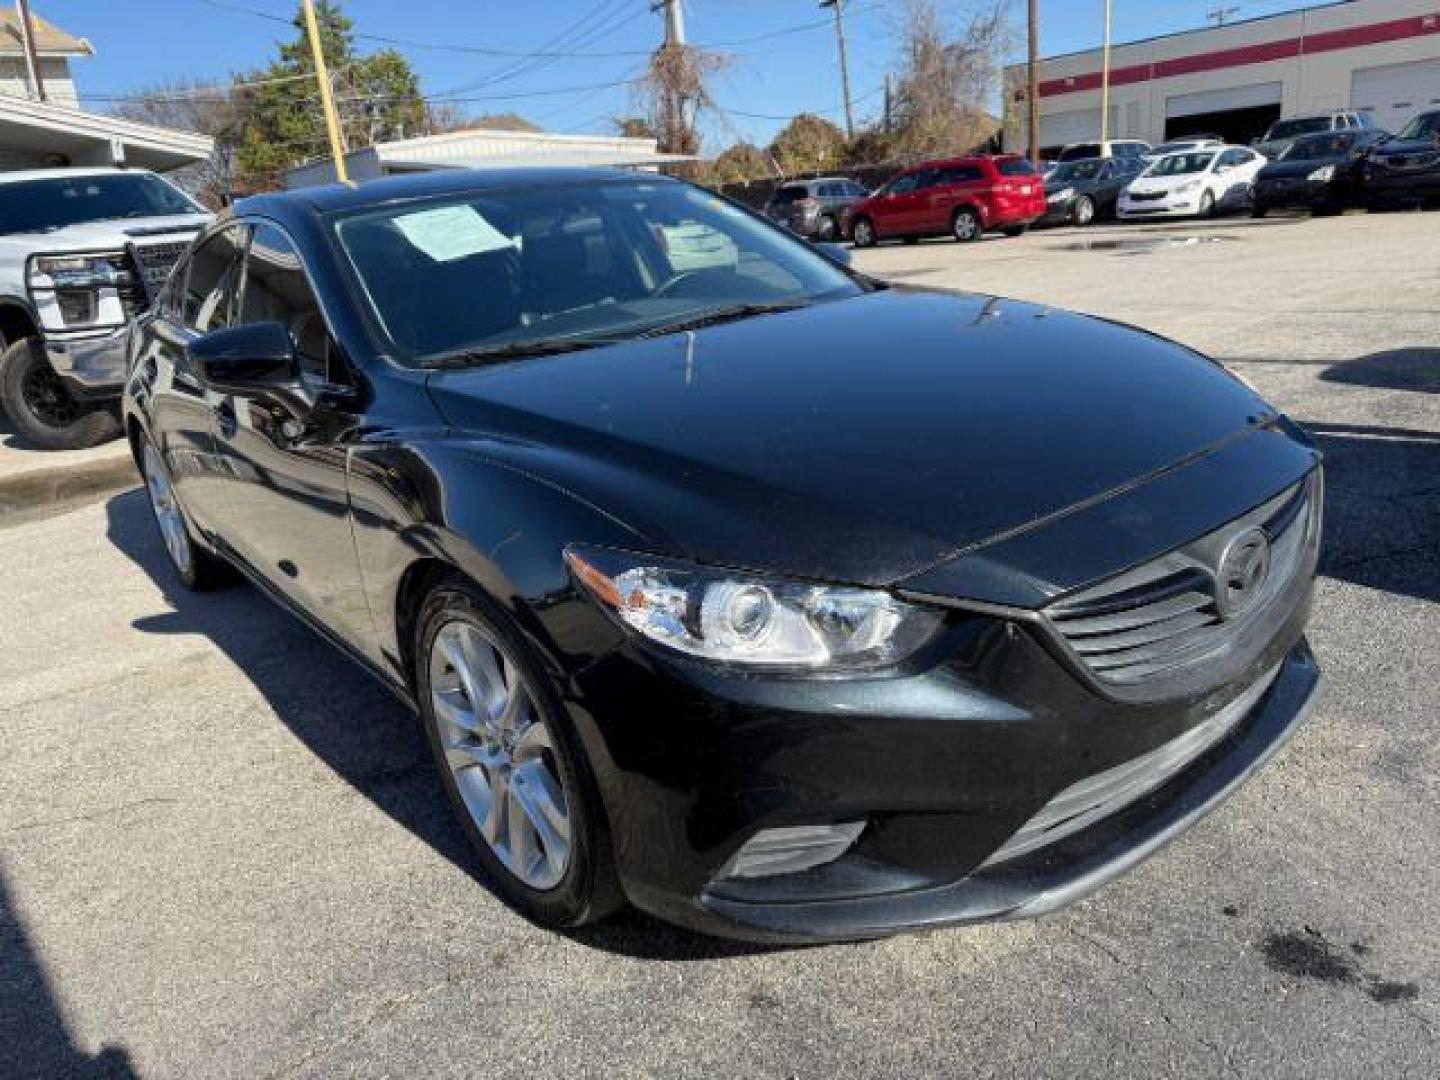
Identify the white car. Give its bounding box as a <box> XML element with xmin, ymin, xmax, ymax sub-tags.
<box><xmin>1118</xmin><ymin>146</ymin><xmax>1268</xmax><ymax>221</ymax></box>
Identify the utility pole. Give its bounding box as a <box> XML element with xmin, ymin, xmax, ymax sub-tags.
<box><xmin>883</xmin><ymin>73</ymin><xmax>893</xmax><ymax>133</ymax></box>
<box><xmin>820</xmin><ymin>0</ymin><xmax>856</xmax><ymax>140</ymax></box>
<box><xmin>1207</xmin><ymin>6</ymin><xmax>1242</xmax><ymax>27</ymax></box>
<box><xmin>16</xmin><ymin>0</ymin><xmax>46</xmax><ymax>102</ymax></box>
<box><xmin>301</xmin><ymin>0</ymin><xmax>350</xmax><ymax>185</ymax></box>
<box><xmin>1027</xmin><ymin>0</ymin><xmax>1039</xmax><ymax>164</ymax></box>
<box><xmin>660</xmin><ymin>0</ymin><xmax>685</xmax><ymax>45</ymax></box>
<box><xmin>1099</xmin><ymin>0</ymin><xmax>1113</xmax><ymax>147</ymax></box>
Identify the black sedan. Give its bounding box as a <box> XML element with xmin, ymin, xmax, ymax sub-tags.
<box><xmin>1363</xmin><ymin>109</ymin><xmax>1440</xmax><ymax>210</ymax></box>
<box><xmin>122</xmin><ymin>169</ymin><xmax>1322</xmax><ymax>943</ymax></box>
<box><xmin>1040</xmin><ymin>156</ymin><xmax>1145</xmax><ymax>226</ymax></box>
<box><xmin>1251</xmin><ymin>129</ymin><xmax>1389</xmax><ymax>216</ymax></box>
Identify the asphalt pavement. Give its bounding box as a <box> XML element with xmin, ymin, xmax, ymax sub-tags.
<box><xmin>1</xmin><ymin>209</ymin><xmax>1436</xmax><ymax>1078</ymax></box>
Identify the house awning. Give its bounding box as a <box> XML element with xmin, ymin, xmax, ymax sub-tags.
<box><xmin>0</xmin><ymin>95</ymin><xmax>212</xmax><ymax>172</ymax></box>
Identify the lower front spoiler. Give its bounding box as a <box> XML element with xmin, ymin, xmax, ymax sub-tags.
<box><xmin>639</xmin><ymin>639</ymin><xmax>1321</xmax><ymax>944</ymax></box>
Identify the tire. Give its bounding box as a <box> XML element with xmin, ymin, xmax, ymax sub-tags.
<box><xmin>138</xmin><ymin>435</ymin><xmax>234</xmax><ymax>591</ymax></box>
<box><xmin>415</xmin><ymin>579</ymin><xmax>622</xmax><ymax>930</ymax></box>
<box><xmin>1198</xmin><ymin>190</ymin><xmax>1217</xmax><ymax>219</ymax></box>
<box><xmin>0</xmin><ymin>337</ymin><xmax>120</xmax><ymax>451</ymax></box>
<box><xmin>851</xmin><ymin>216</ymin><xmax>877</xmax><ymax>248</ymax></box>
<box><xmin>902</xmin><ymin>235</ymin><xmax>920</xmax><ymax>245</ymax></box>
<box><xmin>1002</xmin><ymin>224</ymin><xmax>1029</xmax><ymax>238</ymax></box>
<box><xmin>816</xmin><ymin>215</ymin><xmax>838</xmax><ymax>241</ymax></box>
<box><xmin>1250</xmin><ymin>203</ymin><xmax>1268</xmax><ymax>219</ymax></box>
<box><xmin>1071</xmin><ymin>196</ymin><xmax>1096</xmax><ymax>227</ymax></box>
<box><xmin>951</xmin><ymin>208</ymin><xmax>982</xmax><ymax>243</ymax></box>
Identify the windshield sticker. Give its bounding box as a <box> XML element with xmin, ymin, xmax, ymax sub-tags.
<box><xmin>393</xmin><ymin>205</ymin><xmax>517</xmax><ymax>262</ymax></box>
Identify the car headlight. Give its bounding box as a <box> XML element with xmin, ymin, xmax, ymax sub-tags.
<box><xmin>566</xmin><ymin>546</ymin><xmax>944</xmax><ymax>671</ymax></box>
<box><xmin>1308</xmin><ymin>164</ymin><xmax>1336</xmax><ymax>183</ymax></box>
<box><xmin>1048</xmin><ymin>187</ymin><xmax>1075</xmax><ymax>202</ymax></box>
<box><xmin>27</xmin><ymin>252</ymin><xmax>133</xmax><ymax>292</ymax></box>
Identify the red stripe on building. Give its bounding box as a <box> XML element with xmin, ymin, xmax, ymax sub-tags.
<box><xmin>1038</xmin><ymin>14</ymin><xmax>1440</xmax><ymax>100</ymax></box>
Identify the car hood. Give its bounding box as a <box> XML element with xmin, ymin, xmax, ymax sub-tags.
<box><xmin>0</xmin><ymin>212</ymin><xmax>209</xmax><ymax>251</ymax></box>
<box><xmin>1370</xmin><ymin>137</ymin><xmax>1440</xmax><ymax>159</ymax></box>
<box><xmin>1258</xmin><ymin>158</ymin><xmax>1343</xmax><ymax>179</ymax></box>
<box><xmin>425</xmin><ymin>289</ymin><xmax>1273</xmax><ymax>588</ymax></box>
<box><xmin>1126</xmin><ymin>173</ymin><xmax>1206</xmax><ymax>195</ymax></box>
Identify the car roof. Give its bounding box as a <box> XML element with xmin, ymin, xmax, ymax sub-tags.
<box><xmin>0</xmin><ymin>166</ymin><xmax>156</xmax><ymax>185</ymax></box>
<box><xmin>236</xmin><ymin>166</ymin><xmax>656</xmax><ymax>218</ymax></box>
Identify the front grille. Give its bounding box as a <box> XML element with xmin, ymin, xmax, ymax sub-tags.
<box><xmin>130</xmin><ymin>240</ymin><xmax>190</xmax><ymax>297</ymax></box>
<box><xmin>1129</xmin><ymin>191</ymin><xmax>1167</xmax><ymax>202</ymax></box>
<box><xmin>1044</xmin><ymin>474</ymin><xmax>1318</xmax><ymax>690</ymax></box>
<box><xmin>980</xmin><ymin>661</ymin><xmax>1281</xmax><ymax>868</ymax></box>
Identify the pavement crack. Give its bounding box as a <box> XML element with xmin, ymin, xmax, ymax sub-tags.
<box><xmin>1068</xmin><ymin>926</ymin><xmax>1238</xmax><ymax>1077</ymax></box>
<box><xmin>3</xmin><ymin>796</ymin><xmax>178</xmax><ymax>835</ymax></box>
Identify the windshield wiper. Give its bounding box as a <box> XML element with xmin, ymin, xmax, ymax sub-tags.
<box><xmin>632</xmin><ymin>299</ymin><xmax>815</xmax><ymax>339</ymax></box>
<box><xmin>426</xmin><ymin>336</ymin><xmax>617</xmax><ymax>369</ymax></box>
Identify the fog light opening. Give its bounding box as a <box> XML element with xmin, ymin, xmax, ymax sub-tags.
<box><xmin>718</xmin><ymin>821</ymin><xmax>866</xmax><ymax>881</ymax></box>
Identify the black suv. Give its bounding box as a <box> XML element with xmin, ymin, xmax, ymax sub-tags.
<box><xmin>1363</xmin><ymin>109</ymin><xmax>1440</xmax><ymax>210</ymax></box>
<box><xmin>764</xmin><ymin>177</ymin><xmax>869</xmax><ymax>240</ymax></box>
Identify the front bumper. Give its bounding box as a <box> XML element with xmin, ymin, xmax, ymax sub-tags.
<box><xmin>1364</xmin><ymin>170</ymin><xmax>1440</xmax><ymax>205</ymax></box>
<box><xmin>1119</xmin><ymin>194</ymin><xmax>1200</xmax><ymax>219</ymax></box>
<box><xmin>1254</xmin><ymin>178</ymin><xmax>1332</xmax><ymax>210</ymax></box>
<box><xmin>43</xmin><ymin>327</ymin><xmax>129</xmax><ymax>398</ymax></box>
<box><xmin>571</xmin><ymin>571</ymin><xmax>1318</xmax><ymax>942</ymax></box>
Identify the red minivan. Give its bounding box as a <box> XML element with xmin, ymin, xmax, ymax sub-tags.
<box><xmin>843</xmin><ymin>154</ymin><xmax>1047</xmax><ymax>247</ymax></box>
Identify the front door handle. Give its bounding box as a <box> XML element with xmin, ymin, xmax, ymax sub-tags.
<box><xmin>212</xmin><ymin>398</ymin><xmax>238</xmax><ymax>439</ymax></box>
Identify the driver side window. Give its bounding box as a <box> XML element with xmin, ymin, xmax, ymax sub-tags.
<box><xmin>239</xmin><ymin>221</ymin><xmax>346</xmax><ymax>386</ymax></box>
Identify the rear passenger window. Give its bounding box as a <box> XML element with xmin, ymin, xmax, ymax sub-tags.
<box><xmin>240</xmin><ymin>222</ymin><xmax>341</xmax><ymax>385</ymax></box>
<box><xmin>182</xmin><ymin>225</ymin><xmax>246</xmax><ymax>334</ymax></box>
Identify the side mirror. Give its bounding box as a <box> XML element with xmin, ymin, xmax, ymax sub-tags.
<box><xmin>816</xmin><ymin>241</ymin><xmax>853</xmax><ymax>267</ymax></box>
<box><xmin>189</xmin><ymin>321</ymin><xmax>312</xmax><ymax>418</ymax></box>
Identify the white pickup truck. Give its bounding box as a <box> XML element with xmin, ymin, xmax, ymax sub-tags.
<box><xmin>0</xmin><ymin>167</ymin><xmax>208</xmax><ymax>449</ymax></box>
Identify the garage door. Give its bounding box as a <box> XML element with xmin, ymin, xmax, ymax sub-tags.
<box><xmin>1166</xmin><ymin>81</ymin><xmax>1283</xmax><ymax>121</ymax></box>
<box><xmin>1353</xmin><ymin>59</ymin><xmax>1440</xmax><ymax>134</ymax></box>
<box><xmin>1038</xmin><ymin>106</ymin><xmax>1119</xmax><ymax>154</ymax></box>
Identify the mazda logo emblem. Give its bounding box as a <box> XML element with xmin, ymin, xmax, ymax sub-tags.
<box><xmin>1215</xmin><ymin>527</ymin><xmax>1272</xmax><ymax>620</ymax></box>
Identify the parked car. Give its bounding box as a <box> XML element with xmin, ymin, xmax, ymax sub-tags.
<box><xmin>1118</xmin><ymin>146</ymin><xmax>1267</xmax><ymax>221</ymax></box>
<box><xmin>1040</xmin><ymin>155</ymin><xmax>1146</xmax><ymax>227</ymax></box>
<box><xmin>0</xmin><ymin>167</ymin><xmax>207</xmax><ymax>449</ymax></box>
<box><xmin>763</xmin><ymin>178</ymin><xmax>869</xmax><ymax>241</ymax></box>
<box><xmin>1362</xmin><ymin>109</ymin><xmax>1440</xmax><ymax>211</ymax></box>
<box><xmin>1057</xmin><ymin>139</ymin><xmax>1152</xmax><ymax>163</ymax></box>
<box><xmin>1145</xmin><ymin>137</ymin><xmax>1225</xmax><ymax>162</ymax></box>
<box><xmin>1251</xmin><ymin>128</ymin><xmax>1390</xmax><ymax>217</ymax></box>
<box><xmin>844</xmin><ymin>155</ymin><xmax>1045</xmax><ymax>246</ymax></box>
<box><xmin>1253</xmin><ymin>110</ymin><xmax>1377</xmax><ymax>161</ymax></box>
<box><xmin>125</xmin><ymin>167</ymin><xmax>1322</xmax><ymax>943</ymax></box>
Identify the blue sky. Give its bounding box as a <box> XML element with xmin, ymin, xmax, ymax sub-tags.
<box><xmin>49</xmin><ymin>0</ymin><xmax>1311</xmax><ymax>148</ymax></box>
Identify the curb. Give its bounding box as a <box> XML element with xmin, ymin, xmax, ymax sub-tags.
<box><xmin>0</xmin><ymin>448</ymin><xmax>139</xmax><ymax>530</ymax></box>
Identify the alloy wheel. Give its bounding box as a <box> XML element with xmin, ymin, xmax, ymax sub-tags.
<box><xmin>953</xmin><ymin>210</ymin><xmax>981</xmax><ymax>242</ymax></box>
<box><xmin>1073</xmin><ymin>196</ymin><xmax>1095</xmax><ymax>227</ymax></box>
<box><xmin>142</xmin><ymin>444</ymin><xmax>193</xmax><ymax>577</ymax></box>
<box><xmin>853</xmin><ymin>219</ymin><xmax>875</xmax><ymax>247</ymax></box>
<box><xmin>428</xmin><ymin>619</ymin><xmax>572</xmax><ymax>891</ymax></box>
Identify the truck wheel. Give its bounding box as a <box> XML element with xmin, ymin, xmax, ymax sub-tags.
<box><xmin>0</xmin><ymin>337</ymin><xmax>120</xmax><ymax>451</ymax></box>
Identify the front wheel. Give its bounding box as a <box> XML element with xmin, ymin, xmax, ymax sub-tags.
<box><xmin>816</xmin><ymin>215</ymin><xmax>838</xmax><ymax>241</ymax></box>
<box><xmin>1198</xmin><ymin>190</ymin><xmax>1217</xmax><ymax>219</ymax></box>
<box><xmin>951</xmin><ymin>208</ymin><xmax>982</xmax><ymax>243</ymax></box>
<box><xmin>0</xmin><ymin>337</ymin><xmax>120</xmax><ymax>451</ymax></box>
<box><xmin>1071</xmin><ymin>195</ymin><xmax>1096</xmax><ymax>227</ymax></box>
<box><xmin>851</xmin><ymin>217</ymin><xmax>877</xmax><ymax>248</ymax></box>
<box><xmin>416</xmin><ymin>580</ymin><xmax>622</xmax><ymax>930</ymax></box>
<box><xmin>139</xmin><ymin>436</ymin><xmax>233</xmax><ymax>591</ymax></box>
<box><xmin>1250</xmin><ymin>203</ymin><xmax>1269</xmax><ymax>219</ymax></box>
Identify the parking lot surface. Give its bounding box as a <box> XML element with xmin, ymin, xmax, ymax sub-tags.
<box><xmin>2</xmin><ymin>211</ymin><xmax>1437</xmax><ymax>1078</ymax></box>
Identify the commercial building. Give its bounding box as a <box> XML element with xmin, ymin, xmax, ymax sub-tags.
<box><xmin>1006</xmin><ymin>0</ymin><xmax>1440</xmax><ymax>155</ymax></box>
<box><xmin>283</xmin><ymin>127</ymin><xmax>695</xmax><ymax>189</ymax></box>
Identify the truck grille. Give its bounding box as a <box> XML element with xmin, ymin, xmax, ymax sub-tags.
<box><xmin>1044</xmin><ymin>473</ymin><xmax>1319</xmax><ymax>690</ymax></box>
<box><xmin>131</xmin><ymin>240</ymin><xmax>191</xmax><ymax>296</ymax></box>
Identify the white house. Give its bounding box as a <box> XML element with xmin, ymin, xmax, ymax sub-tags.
<box><xmin>0</xmin><ymin>4</ymin><xmax>211</xmax><ymax>172</ymax></box>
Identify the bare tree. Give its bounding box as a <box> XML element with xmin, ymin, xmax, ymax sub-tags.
<box><xmin>634</xmin><ymin>42</ymin><xmax>727</xmax><ymax>163</ymax></box>
<box><xmin>108</xmin><ymin>78</ymin><xmax>240</xmax><ymax>206</ymax></box>
<box><xmin>888</xmin><ymin>0</ymin><xmax>1009</xmax><ymax>162</ymax></box>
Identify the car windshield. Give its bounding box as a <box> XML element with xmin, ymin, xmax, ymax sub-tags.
<box><xmin>0</xmin><ymin>173</ymin><xmax>201</xmax><ymax>235</ymax></box>
<box><xmin>1052</xmin><ymin>160</ymin><xmax>1104</xmax><ymax>184</ymax></box>
<box><xmin>1267</xmin><ymin>118</ymin><xmax>1332</xmax><ymax>140</ymax></box>
<box><xmin>996</xmin><ymin>158</ymin><xmax>1035</xmax><ymax>176</ymax></box>
<box><xmin>1397</xmin><ymin>112</ymin><xmax>1440</xmax><ymax>141</ymax></box>
<box><xmin>1144</xmin><ymin>152</ymin><xmax>1215</xmax><ymax>178</ymax></box>
<box><xmin>333</xmin><ymin>178</ymin><xmax>864</xmax><ymax>365</ymax></box>
<box><xmin>1282</xmin><ymin>133</ymin><xmax>1354</xmax><ymax>161</ymax></box>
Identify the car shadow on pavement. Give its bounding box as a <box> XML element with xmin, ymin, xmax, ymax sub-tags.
<box><xmin>1319</xmin><ymin>347</ymin><xmax>1440</xmax><ymax>395</ymax></box>
<box><xmin>0</xmin><ymin>870</ymin><xmax>139</xmax><ymax>1079</ymax></box>
<box><xmin>103</xmin><ymin>489</ymin><xmax>782</xmax><ymax>961</ymax></box>
<box><xmin>1300</xmin><ymin>418</ymin><xmax>1440</xmax><ymax>604</ymax></box>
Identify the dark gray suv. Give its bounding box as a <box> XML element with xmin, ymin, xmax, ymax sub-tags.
<box><xmin>764</xmin><ymin>178</ymin><xmax>870</xmax><ymax>240</ymax></box>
